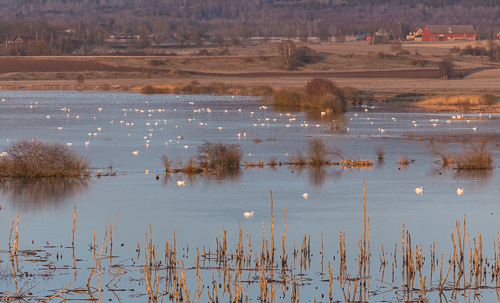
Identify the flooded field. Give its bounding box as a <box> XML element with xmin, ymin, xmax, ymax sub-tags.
<box><xmin>0</xmin><ymin>90</ymin><xmax>499</xmax><ymax>302</ymax></box>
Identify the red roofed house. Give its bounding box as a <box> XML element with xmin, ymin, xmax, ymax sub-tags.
<box><xmin>422</xmin><ymin>25</ymin><xmax>476</xmax><ymax>42</ymax></box>
<box><xmin>356</xmin><ymin>33</ymin><xmax>371</xmax><ymax>41</ymax></box>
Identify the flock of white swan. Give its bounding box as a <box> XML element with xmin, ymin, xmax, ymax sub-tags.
<box><xmin>415</xmin><ymin>186</ymin><xmax>464</xmax><ymax>195</ymax></box>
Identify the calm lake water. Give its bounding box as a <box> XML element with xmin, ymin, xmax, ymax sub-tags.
<box><xmin>0</xmin><ymin>90</ymin><xmax>499</xmax><ymax>302</ymax></box>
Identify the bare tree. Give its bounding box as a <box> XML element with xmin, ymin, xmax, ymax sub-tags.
<box><xmin>278</xmin><ymin>40</ymin><xmax>299</xmax><ymax>71</ymax></box>
<box><xmin>439</xmin><ymin>54</ymin><xmax>454</xmax><ymax>80</ymax></box>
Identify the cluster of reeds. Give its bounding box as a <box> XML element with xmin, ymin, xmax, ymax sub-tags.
<box><xmin>418</xmin><ymin>94</ymin><xmax>498</xmax><ymax>111</ymax></box>
<box><xmin>428</xmin><ymin>141</ymin><xmax>493</xmax><ymax>169</ymax></box>
<box><xmin>6</xmin><ymin>183</ymin><xmax>500</xmax><ymax>302</ymax></box>
<box><xmin>272</xmin><ymin>78</ymin><xmax>354</xmax><ymax>113</ymax></box>
<box><xmin>0</xmin><ymin>139</ymin><xmax>91</xmax><ymax>178</ymax></box>
<box><xmin>287</xmin><ymin>137</ymin><xmax>373</xmax><ymax>167</ymax></box>
<box><xmin>138</xmin><ymin>81</ymin><xmax>272</xmax><ymax>97</ymax></box>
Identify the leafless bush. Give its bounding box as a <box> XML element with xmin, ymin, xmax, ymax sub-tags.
<box><xmin>427</xmin><ymin>143</ymin><xmax>454</xmax><ymax>166</ymax></box>
<box><xmin>0</xmin><ymin>139</ymin><xmax>91</xmax><ymax>178</ymax></box>
<box><xmin>268</xmin><ymin>156</ymin><xmax>278</xmax><ymax>166</ymax></box>
<box><xmin>197</xmin><ymin>142</ymin><xmax>242</xmax><ymax>168</ymax></box>
<box><xmin>375</xmin><ymin>146</ymin><xmax>385</xmax><ymax>160</ymax></box>
<box><xmin>76</xmin><ymin>73</ymin><xmax>85</xmax><ymax>85</ymax></box>
<box><xmin>287</xmin><ymin>149</ymin><xmax>307</xmax><ymax>165</ymax></box>
<box><xmin>455</xmin><ymin>141</ymin><xmax>493</xmax><ymax>169</ymax></box>
<box><xmin>398</xmin><ymin>155</ymin><xmax>410</xmax><ymax>165</ymax></box>
<box><xmin>182</xmin><ymin>156</ymin><xmax>199</xmax><ymax>173</ymax></box>
<box><xmin>160</xmin><ymin>155</ymin><xmax>173</xmax><ymax>173</ymax></box>
<box><xmin>306</xmin><ymin>137</ymin><xmax>332</xmax><ymax>166</ymax></box>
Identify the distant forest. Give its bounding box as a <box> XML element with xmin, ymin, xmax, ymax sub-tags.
<box><xmin>1</xmin><ymin>0</ymin><xmax>500</xmax><ymax>55</ymax></box>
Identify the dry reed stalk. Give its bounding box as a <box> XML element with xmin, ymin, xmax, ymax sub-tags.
<box><xmin>8</xmin><ymin>218</ymin><xmax>14</xmax><ymax>250</ymax></box>
<box><xmin>72</xmin><ymin>206</ymin><xmax>77</xmax><ymax>247</ymax></box>
<box><xmin>270</xmin><ymin>190</ymin><xmax>274</xmax><ymax>264</ymax></box>
<box><xmin>13</xmin><ymin>211</ymin><xmax>19</xmax><ymax>256</ymax></box>
<box><xmin>328</xmin><ymin>261</ymin><xmax>333</xmax><ymax>300</ymax></box>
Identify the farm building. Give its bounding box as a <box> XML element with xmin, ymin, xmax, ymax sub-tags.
<box><xmin>422</xmin><ymin>25</ymin><xmax>476</xmax><ymax>42</ymax></box>
<box><xmin>356</xmin><ymin>33</ymin><xmax>371</xmax><ymax>41</ymax></box>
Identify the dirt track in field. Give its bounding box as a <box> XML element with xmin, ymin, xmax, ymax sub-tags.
<box><xmin>0</xmin><ymin>57</ymin><xmax>480</xmax><ymax>79</ymax></box>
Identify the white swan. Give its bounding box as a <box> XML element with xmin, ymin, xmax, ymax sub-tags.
<box><xmin>302</xmin><ymin>193</ymin><xmax>309</xmax><ymax>198</ymax></box>
<box><xmin>132</xmin><ymin>150</ymin><xmax>139</xmax><ymax>155</ymax></box>
<box><xmin>177</xmin><ymin>180</ymin><xmax>186</xmax><ymax>186</ymax></box>
<box><xmin>243</xmin><ymin>211</ymin><xmax>255</xmax><ymax>217</ymax></box>
<box><xmin>457</xmin><ymin>188</ymin><xmax>464</xmax><ymax>195</ymax></box>
<box><xmin>415</xmin><ymin>187</ymin><xmax>423</xmax><ymax>194</ymax></box>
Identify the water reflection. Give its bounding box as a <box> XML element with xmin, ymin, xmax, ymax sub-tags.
<box><xmin>0</xmin><ymin>178</ymin><xmax>90</xmax><ymax>208</ymax></box>
<box><xmin>161</xmin><ymin>167</ymin><xmax>241</xmax><ymax>186</ymax></box>
<box><xmin>430</xmin><ymin>166</ymin><xmax>493</xmax><ymax>186</ymax></box>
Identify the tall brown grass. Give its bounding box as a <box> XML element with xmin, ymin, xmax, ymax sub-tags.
<box><xmin>455</xmin><ymin>142</ymin><xmax>493</xmax><ymax>169</ymax></box>
<box><xmin>0</xmin><ymin>139</ymin><xmax>91</xmax><ymax>178</ymax></box>
<box><xmin>428</xmin><ymin>141</ymin><xmax>493</xmax><ymax>169</ymax></box>
<box><xmin>418</xmin><ymin>94</ymin><xmax>498</xmax><ymax>110</ymax></box>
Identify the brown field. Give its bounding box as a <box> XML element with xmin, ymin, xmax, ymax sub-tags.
<box><xmin>1</xmin><ymin>39</ymin><xmax>499</xmax><ymax>98</ymax></box>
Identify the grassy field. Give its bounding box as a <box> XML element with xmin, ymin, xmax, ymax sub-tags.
<box><xmin>1</xmin><ymin>39</ymin><xmax>499</xmax><ymax>100</ymax></box>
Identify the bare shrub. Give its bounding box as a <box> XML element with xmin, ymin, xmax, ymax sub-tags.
<box><xmin>295</xmin><ymin>46</ymin><xmax>319</xmax><ymax>63</ymax></box>
<box><xmin>375</xmin><ymin>145</ymin><xmax>385</xmax><ymax>160</ymax></box>
<box><xmin>197</xmin><ymin>142</ymin><xmax>242</xmax><ymax>168</ymax></box>
<box><xmin>101</xmin><ymin>84</ymin><xmax>111</xmax><ymax>91</ymax></box>
<box><xmin>0</xmin><ymin>139</ymin><xmax>91</xmax><ymax>178</ymax></box>
<box><xmin>76</xmin><ymin>73</ymin><xmax>85</xmax><ymax>85</ymax></box>
<box><xmin>141</xmin><ymin>85</ymin><xmax>157</xmax><ymax>94</ymax></box>
<box><xmin>317</xmin><ymin>94</ymin><xmax>346</xmax><ymax>114</ymax></box>
<box><xmin>251</xmin><ymin>85</ymin><xmax>273</xmax><ymax>97</ymax></box>
<box><xmin>206</xmin><ymin>82</ymin><xmax>227</xmax><ymax>94</ymax></box>
<box><xmin>306</xmin><ymin>137</ymin><xmax>331</xmax><ymax>166</ymax></box>
<box><xmin>287</xmin><ymin>149</ymin><xmax>307</xmax><ymax>165</ymax></box>
<box><xmin>160</xmin><ymin>155</ymin><xmax>173</xmax><ymax>173</ymax></box>
<box><xmin>481</xmin><ymin>94</ymin><xmax>497</xmax><ymax>106</ymax></box>
<box><xmin>398</xmin><ymin>155</ymin><xmax>410</xmax><ymax>165</ymax></box>
<box><xmin>268</xmin><ymin>156</ymin><xmax>278</xmax><ymax>166</ymax></box>
<box><xmin>272</xmin><ymin>88</ymin><xmax>304</xmax><ymax>107</ymax></box>
<box><xmin>278</xmin><ymin>40</ymin><xmax>299</xmax><ymax>71</ymax></box>
<box><xmin>182</xmin><ymin>156</ymin><xmax>199</xmax><ymax>173</ymax></box>
<box><xmin>304</xmin><ymin>78</ymin><xmax>347</xmax><ymax>112</ymax></box>
<box><xmin>455</xmin><ymin>141</ymin><xmax>493</xmax><ymax>169</ymax></box>
<box><xmin>439</xmin><ymin>54</ymin><xmax>454</xmax><ymax>80</ymax></box>
<box><xmin>427</xmin><ymin>143</ymin><xmax>454</xmax><ymax>166</ymax></box>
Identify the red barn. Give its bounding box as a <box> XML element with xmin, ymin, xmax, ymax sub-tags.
<box><xmin>422</xmin><ymin>25</ymin><xmax>476</xmax><ymax>42</ymax></box>
<box><xmin>356</xmin><ymin>33</ymin><xmax>371</xmax><ymax>41</ymax></box>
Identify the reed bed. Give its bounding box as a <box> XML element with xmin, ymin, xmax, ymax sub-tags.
<box><xmin>417</xmin><ymin>94</ymin><xmax>498</xmax><ymax>111</ymax></box>
<box><xmin>137</xmin><ymin>82</ymin><xmax>272</xmax><ymax>97</ymax></box>
<box><xmin>4</xmin><ymin>184</ymin><xmax>500</xmax><ymax>302</ymax></box>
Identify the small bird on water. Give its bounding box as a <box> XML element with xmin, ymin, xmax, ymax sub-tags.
<box><xmin>243</xmin><ymin>211</ymin><xmax>254</xmax><ymax>217</ymax></box>
<box><xmin>302</xmin><ymin>193</ymin><xmax>309</xmax><ymax>198</ymax></box>
<box><xmin>415</xmin><ymin>187</ymin><xmax>423</xmax><ymax>194</ymax></box>
<box><xmin>457</xmin><ymin>188</ymin><xmax>464</xmax><ymax>195</ymax></box>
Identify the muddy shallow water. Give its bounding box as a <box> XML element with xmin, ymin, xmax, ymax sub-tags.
<box><xmin>0</xmin><ymin>91</ymin><xmax>499</xmax><ymax>302</ymax></box>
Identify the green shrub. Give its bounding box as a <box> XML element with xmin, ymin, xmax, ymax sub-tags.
<box><xmin>197</xmin><ymin>142</ymin><xmax>243</xmax><ymax>167</ymax></box>
<box><xmin>0</xmin><ymin>139</ymin><xmax>91</xmax><ymax>178</ymax></box>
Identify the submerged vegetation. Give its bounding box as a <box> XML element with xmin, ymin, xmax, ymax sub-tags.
<box><xmin>272</xmin><ymin>78</ymin><xmax>363</xmax><ymax>113</ymax></box>
<box><xmin>0</xmin><ymin>139</ymin><xmax>91</xmax><ymax>178</ymax></box>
